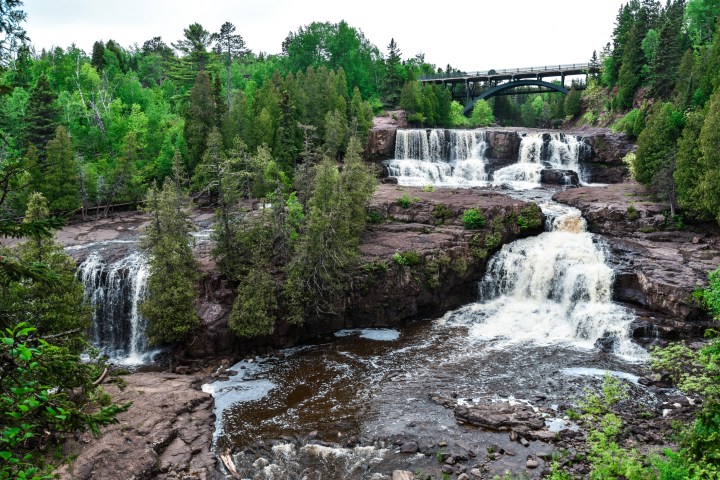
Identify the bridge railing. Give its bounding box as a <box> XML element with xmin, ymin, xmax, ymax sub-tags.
<box><xmin>420</xmin><ymin>63</ymin><xmax>594</xmax><ymax>81</ymax></box>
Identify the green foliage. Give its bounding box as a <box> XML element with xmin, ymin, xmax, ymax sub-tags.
<box><xmin>516</xmin><ymin>205</ymin><xmax>543</xmax><ymax>230</ymax></box>
<box><xmin>612</xmin><ymin>108</ymin><xmax>646</xmax><ymax>138</ymax></box>
<box><xmin>139</xmin><ymin>175</ymin><xmax>200</xmax><ymax>345</ymax></box>
<box><xmin>392</xmin><ymin>250</ymin><xmax>421</xmax><ymax>267</ymax></box>
<box><xmin>564</xmin><ymin>88</ymin><xmax>583</xmax><ymax>118</ymax></box>
<box><xmin>469</xmin><ymin>99</ymin><xmax>494</xmax><ymax>127</ymax></box>
<box><xmin>484</xmin><ymin>232</ymin><xmax>502</xmax><ymax>250</ymax></box>
<box><xmin>229</xmin><ymin>267</ymin><xmax>277</xmax><ymax>337</ymax></box>
<box><xmin>397</xmin><ymin>193</ymin><xmax>420</xmax><ymax>208</ymax></box>
<box><xmin>0</xmin><ymin>324</ymin><xmax>128</xmax><ymax>480</ymax></box>
<box><xmin>633</xmin><ymin>102</ymin><xmax>684</xmax><ymax>186</ymax></box>
<box><xmin>285</xmin><ymin>138</ymin><xmax>376</xmax><ymax>320</ymax></box>
<box><xmin>433</xmin><ymin>203</ymin><xmax>453</xmax><ymax>224</ymax></box>
<box><xmin>462</xmin><ymin>208</ymin><xmax>486</xmax><ymax>229</ymax></box>
<box><xmin>626</xmin><ymin>204</ymin><xmax>640</xmax><ymax>220</ymax></box>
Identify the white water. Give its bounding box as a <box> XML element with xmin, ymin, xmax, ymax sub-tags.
<box><xmin>387</xmin><ymin>129</ymin><xmax>590</xmax><ymax>190</ymax></box>
<box><xmin>385</xmin><ymin>129</ymin><xmax>488</xmax><ymax>186</ymax></box>
<box><xmin>441</xmin><ymin>202</ymin><xmax>645</xmax><ymax>361</ymax></box>
<box><xmin>493</xmin><ymin>132</ymin><xmax>588</xmax><ymax>188</ymax></box>
<box><xmin>78</xmin><ymin>250</ymin><xmax>156</xmax><ymax>365</ymax></box>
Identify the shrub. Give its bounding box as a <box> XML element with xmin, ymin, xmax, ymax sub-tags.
<box><xmin>484</xmin><ymin>232</ymin><xmax>502</xmax><ymax>250</ymax></box>
<box><xmin>393</xmin><ymin>251</ymin><xmax>421</xmax><ymax>266</ymax></box>
<box><xmin>626</xmin><ymin>205</ymin><xmax>640</xmax><ymax>221</ymax></box>
<box><xmin>422</xmin><ymin>185</ymin><xmax>436</xmax><ymax>192</ymax></box>
<box><xmin>462</xmin><ymin>208</ymin><xmax>486</xmax><ymax>229</ymax></box>
<box><xmin>397</xmin><ymin>193</ymin><xmax>420</xmax><ymax>208</ymax></box>
<box><xmin>434</xmin><ymin>203</ymin><xmax>454</xmax><ymax>224</ymax></box>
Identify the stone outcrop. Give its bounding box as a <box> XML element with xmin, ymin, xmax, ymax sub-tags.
<box><xmin>485</xmin><ymin>129</ymin><xmax>521</xmax><ymax>161</ymax></box>
<box><xmin>366</xmin><ymin>110</ymin><xmax>406</xmax><ymax>161</ymax></box>
<box><xmin>188</xmin><ymin>185</ymin><xmax>545</xmax><ymax>358</ymax></box>
<box><xmin>554</xmin><ymin>182</ymin><xmax>720</xmax><ymax>340</ymax></box>
<box><xmin>540</xmin><ymin>169</ymin><xmax>579</xmax><ymax>186</ymax></box>
<box><xmin>55</xmin><ymin>373</ymin><xmax>217</xmax><ymax>480</ymax></box>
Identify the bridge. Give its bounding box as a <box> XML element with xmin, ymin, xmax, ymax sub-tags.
<box><xmin>419</xmin><ymin>63</ymin><xmax>595</xmax><ymax>114</ymax></box>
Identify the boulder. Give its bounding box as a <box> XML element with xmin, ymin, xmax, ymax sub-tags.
<box><xmin>540</xmin><ymin>169</ymin><xmax>580</xmax><ymax>186</ymax></box>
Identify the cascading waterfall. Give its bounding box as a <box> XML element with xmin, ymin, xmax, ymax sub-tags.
<box><xmin>78</xmin><ymin>250</ymin><xmax>152</xmax><ymax>365</ymax></box>
<box><xmin>493</xmin><ymin>132</ymin><xmax>589</xmax><ymax>187</ymax></box>
<box><xmin>443</xmin><ymin>204</ymin><xmax>645</xmax><ymax>361</ymax></box>
<box><xmin>385</xmin><ymin>129</ymin><xmax>488</xmax><ymax>186</ymax></box>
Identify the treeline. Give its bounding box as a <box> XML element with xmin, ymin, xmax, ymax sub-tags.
<box><xmin>0</xmin><ymin>20</ymin><xmax>441</xmax><ymax>220</ymax></box>
<box><xmin>579</xmin><ymin>0</ymin><xmax>720</xmax><ymax>224</ymax></box>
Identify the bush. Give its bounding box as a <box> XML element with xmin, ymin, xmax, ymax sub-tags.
<box><xmin>626</xmin><ymin>205</ymin><xmax>640</xmax><ymax>221</ymax></box>
<box><xmin>484</xmin><ymin>232</ymin><xmax>502</xmax><ymax>250</ymax></box>
<box><xmin>462</xmin><ymin>208</ymin><xmax>486</xmax><ymax>229</ymax></box>
<box><xmin>434</xmin><ymin>203</ymin><xmax>454</xmax><ymax>224</ymax></box>
<box><xmin>392</xmin><ymin>251</ymin><xmax>421</xmax><ymax>266</ymax></box>
<box><xmin>612</xmin><ymin>108</ymin><xmax>646</xmax><ymax>138</ymax></box>
<box><xmin>397</xmin><ymin>193</ymin><xmax>420</xmax><ymax>208</ymax></box>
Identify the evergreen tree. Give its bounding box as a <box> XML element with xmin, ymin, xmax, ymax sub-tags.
<box><xmin>183</xmin><ymin>70</ymin><xmax>216</xmax><ymax>173</ymax></box>
<box><xmin>674</xmin><ymin>110</ymin><xmax>706</xmax><ymax>217</ymax></box>
<box><xmin>213</xmin><ymin>21</ymin><xmax>247</xmax><ymax>109</ymax></box>
<box><xmin>616</xmin><ymin>6</ymin><xmax>650</xmax><ymax>109</ymax></box>
<box><xmin>91</xmin><ymin>40</ymin><xmax>105</xmax><ymax>71</ymax></box>
<box><xmin>5</xmin><ymin>192</ymin><xmax>90</xmax><ymax>352</ymax></box>
<box><xmin>650</xmin><ymin>0</ymin><xmax>687</xmax><ymax>98</ymax></box>
<box><xmin>696</xmin><ymin>88</ymin><xmax>720</xmax><ymax>222</ymax></box>
<box><xmin>285</xmin><ymin>137</ymin><xmax>376</xmax><ymax>320</ymax></box>
<box><xmin>172</xmin><ymin>22</ymin><xmax>212</xmax><ymax>71</ymax></box>
<box><xmin>139</xmin><ymin>169</ymin><xmax>200</xmax><ymax>345</ymax></box>
<box><xmin>633</xmin><ymin>102</ymin><xmax>684</xmax><ymax>185</ymax></box>
<box><xmin>23</xmin><ymin>74</ymin><xmax>58</xmax><ymax>152</ymax></box>
<box><xmin>212</xmin><ymin>73</ymin><xmax>227</xmax><ymax>128</ymax></box>
<box><xmin>41</xmin><ymin>126</ymin><xmax>79</xmax><ymax>212</ymax></box>
<box><xmin>608</xmin><ymin>1</ymin><xmax>640</xmax><ymax>86</ymax></box>
<box><xmin>382</xmin><ymin>38</ymin><xmax>403</xmax><ymax>106</ymax></box>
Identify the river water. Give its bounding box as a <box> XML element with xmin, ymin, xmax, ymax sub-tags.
<box><xmin>203</xmin><ymin>129</ymin><xmax>651</xmax><ymax>479</ymax></box>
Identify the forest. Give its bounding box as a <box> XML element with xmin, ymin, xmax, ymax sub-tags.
<box><xmin>2</xmin><ymin>0</ymin><xmax>720</xmax><ymax>478</ymax></box>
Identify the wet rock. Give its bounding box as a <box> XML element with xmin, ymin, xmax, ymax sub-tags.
<box><xmin>454</xmin><ymin>402</ymin><xmax>546</xmax><ymax>432</ymax></box>
<box><xmin>541</xmin><ymin>169</ymin><xmax>579</xmax><ymax>186</ymax></box>
<box><xmin>594</xmin><ymin>333</ymin><xmax>618</xmax><ymax>353</ymax></box>
<box><xmin>399</xmin><ymin>441</ymin><xmax>419</xmax><ymax>454</ymax></box>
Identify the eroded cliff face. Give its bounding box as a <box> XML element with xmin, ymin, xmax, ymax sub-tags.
<box><xmin>366</xmin><ymin>123</ymin><xmax>635</xmax><ymax>184</ymax></box>
<box><xmin>554</xmin><ymin>182</ymin><xmax>720</xmax><ymax>342</ymax></box>
<box><xmin>188</xmin><ymin>185</ymin><xmax>544</xmax><ymax>358</ymax></box>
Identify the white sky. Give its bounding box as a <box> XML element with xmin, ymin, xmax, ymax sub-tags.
<box><xmin>24</xmin><ymin>0</ymin><xmax>624</xmax><ymax>71</ymax></box>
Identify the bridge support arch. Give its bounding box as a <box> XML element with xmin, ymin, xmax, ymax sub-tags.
<box><xmin>462</xmin><ymin>80</ymin><xmax>570</xmax><ymax>115</ymax></box>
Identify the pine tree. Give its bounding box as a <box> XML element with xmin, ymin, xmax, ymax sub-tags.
<box><xmin>696</xmin><ymin>89</ymin><xmax>720</xmax><ymax>222</ymax></box>
<box><xmin>382</xmin><ymin>38</ymin><xmax>403</xmax><ymax>107</ymax></box>
<box><xmin>608</xmin><ymin>1</ymin><xmax>640</xmax><ymax>86</ymax></box>
<box><xmin>650</xmin><ymin>0</ymin><xmax>687</xmax><ymax>98</ymax></box>
<box><xmin>23</xmin><ymin>74</ymin><xmax>58</xmax><ymax>152</ymax></box>
<box><xmin>139</xmin><ymin>168</ymin><xmax>200</xmax><ymax>346</ymax></box>
<box><xmin>172</xmin><ymin>22</ymin><xmax>212</xmax><ymax>71</ymax></box>
<box><xmin>633</xmin><ymin>102</ymin><xmax>684</xmax><ymax>185</ymax></box>
<box><xmin>91</xmin><ymin>40</ymin><xmax>105</xmax><ymax>71</ymax></box>
<box><xmin>183</xmin><ymin>70</ymin><xmax>216</xmax><ymax>174</ymax></box>
<box><xmin>7</xmin><ymin>192</ymin><xmax>90</xmax><ymax>352</ymax></box>
<box><xmin>213</xmin><ymin>21</ymin><xmax>247</xmax><ymax>109</ymax></box>
<box><xmin>616</xmin><ymin>6</ymin><xmax>650</xmax><ymax>109</ymax></box>
<box><xmin>41</xmin><ymin>126</ymin><xmax>79</xmax><ymax>213</ymax></box>
<box><xmin>212</xmin><ymin>73</ymin><xmax>227</xmax><ymax>128</ymax></box>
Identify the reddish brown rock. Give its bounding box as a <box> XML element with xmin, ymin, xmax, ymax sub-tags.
<box><xmin>55</xmin><ymin>373</ymin><xmax>216</xmax><ymax>480</ymax></box>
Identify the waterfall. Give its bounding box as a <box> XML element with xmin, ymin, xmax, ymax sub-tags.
<box><xmin>493</xmin><ymin>132</ymin><xmax>588</xmax><ymax>187</ymax></box>
<box><xmin>386</xmin><ymin>129</ymin><xmax>488</xmax><ymax>186</ymax></box>
<box><xmin>443</xmin><ymin>205</ymin><xmax>645</xmax><ymax>361</ymax></box>
<box><xmin>78</xmin><ymin>251</ymin><xmax>153</xmax><ymax>365</ymax></box>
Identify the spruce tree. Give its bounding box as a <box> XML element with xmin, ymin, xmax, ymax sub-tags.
<box><xmin>183</xmin><ymin>70</ymin><xmax>216</xmax><ymax>174</ymax></box>
<box><xmin>91</xmin><ymin>40</ymin><xmax>105</xmax><ymax>71</ymax></box>
<box><xmin>650</xmin><ymin>0</ymin><xmax>687</xmax><ymax>98</ymax></box>
<box><xmin>41</xmin><ymin>126</ymin><xmax>79</xmax><ymax>213</ymax></box>
<box><xmin>616</xmin><ymin>6</ymin><xmax>650</xmax><ymax>109</ymax></box>
<box><xmin>382</xmin><ymin>38</ymin><xmax>403</xmax><ymax>106</ymax></box>
<box><xmin>139</xmin><ymin>167</ymin><xmax>200</xmax><ymax>345</ymax></box>
<box><xmin>23</xmin><ymin>74</ymin><xmax>58</xmax><ymax>152</ymax></box>
<box><xmin>7</xmin><ymin>192</ymin><xmax>90</xmax><ymax>352</ymax></box>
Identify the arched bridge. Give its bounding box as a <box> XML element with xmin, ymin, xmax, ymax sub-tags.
<box><xmin>419</xmin><ymin>63</ymin><xmax>595</xmax><ymax>114</ymax></box>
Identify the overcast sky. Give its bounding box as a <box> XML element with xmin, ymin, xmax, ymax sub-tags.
<box><xmin>24</xmin><ymin>0</ymin><xmax>624</xmax><ymax>71</ymax></box>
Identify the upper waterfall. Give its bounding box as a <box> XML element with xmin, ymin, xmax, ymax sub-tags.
<box><xmin>386</xmin><ymin>129</ymin><xmax>488</xmax><ymax>186</ymax></box>
<box><xmin>386</xmin><ymin>129</ymin><xmax>590</xmax><ymax>189</ymax></box>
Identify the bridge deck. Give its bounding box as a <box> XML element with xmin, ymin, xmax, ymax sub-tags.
<box><xmin>420</xmin><ymin>63</ymin><xmax>592</xmax><ymax>84</ymax></box>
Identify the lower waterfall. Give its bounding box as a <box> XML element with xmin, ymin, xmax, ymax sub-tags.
<box><xmin>78</xmin><ymin>250</ymin><xmax>154</xmax><ymax>365</ymax></box>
